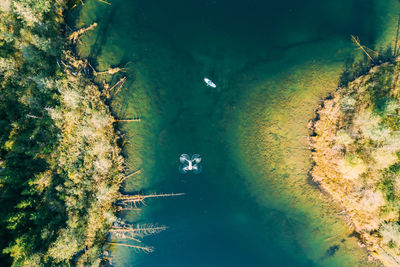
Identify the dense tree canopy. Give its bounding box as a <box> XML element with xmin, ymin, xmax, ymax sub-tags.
<box><xmin>0</xmin><ymin>0</ymin><xmax>124</xmax><ymax>265</ymax></box>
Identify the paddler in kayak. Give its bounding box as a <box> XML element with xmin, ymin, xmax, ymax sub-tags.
<box><xmin>204</xmin><ymin>77</ymin><xmax>216</xmax><ymax>88</ymax></box>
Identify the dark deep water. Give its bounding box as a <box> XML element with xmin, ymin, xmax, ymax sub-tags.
<box><xmin>73</xmin><ymin>0</ymin><xmax>399</xmax><ymax>266</ymax></box>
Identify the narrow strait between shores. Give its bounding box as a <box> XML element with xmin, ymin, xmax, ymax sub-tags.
<box><xmin>73</xmin><ymin>0</ymin><xmax>399</xmax><ymax>266</ymax></box>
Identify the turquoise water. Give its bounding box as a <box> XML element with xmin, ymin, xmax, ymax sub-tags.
<box><xmin>72</xmin><ymin>0</ymin><xmax>399</xmax><ymax>266</ymax></box>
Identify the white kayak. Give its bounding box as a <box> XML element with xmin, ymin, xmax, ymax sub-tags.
<box><xmin>204</xmin><ymin>77</ymin><xmax>216</xmax><ymax>88</ymax></box>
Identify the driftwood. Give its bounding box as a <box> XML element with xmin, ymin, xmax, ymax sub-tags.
<box><xmin>395</xmin><ymin>14</ymin><xmax>400</xmax><ymax>57</ymax></box>
<box><xmin>103</xmin><ymin>77</ymin><xmax>126</xmax><ymax>99</ymax></box>
<box><xmin>110</xmin><ymin>225</ymin><xmax>166</xmax><ymax>235</ymax></box>
<box><xmin>119</xmin><ymin>192</ymin><xmax>184</xmax><ymax>201</ymax></box>
<box><xmin>73</xmin><ymin>0</ymin><xmax>111</xmax><ymax>7</ymax></box>
<box><xmin>114</xmin><ymin>117</ymin><xmax>141</xmax><ymax>122</ymax></box>
<box><xmin>117</xmin><ymin>206</ymin><xmax>141</xmax><ymax>211</ymax></box>
<box><xmin>118</xmin><ymin>193</ymin><xmax>184</xmax><ymax>208</ymax></box>
<box><xmin>96</xmin><ymin>67</ymin><xmax>126</xmax><ymax>76</ymax></box>
<box><xmin>111</xmin><ymin>76</ymin><xmax>126</xmax><ymax>95</ymax></box>
<box><xmin>109</xmin><ymin>222</ymin><xmax>167</xmax><ymax>253</ymax></box>
<box><xmin>88</xmin><ymin>62</ymin><xmax>97</xmax><ymax>76</ymax></box>
<box><xmin>107</xmin><ymin>242</ymin><xmax>153</xmax><ymax>253</ymax></box>
<box><xmin>68</xmin><ymin>22</ymin><xmax>98</xmax><ymax>44</ymax></box>
<box><xmin>109</xmin><ymin>194</ymin><xmax>183</xmax><ymax>254</ymax></box>
<box><xmin>26</xmin><ymin>114</ymin><xmax>40</xmax><ymax>119</ymax></box>
<box><xmin>351</xmin><ymin>35</ymin><xmax>376</xmax><ymax>63</ymax></box>
<box><xmin>98</xmin><ymin>0</ymin><xmax>112</xmax><ymax>5</ymax></box>
<box><xmin>119</xmin><ymin>169</ymin><xmax>142</xmax><ymax>183</ymax></box>
<box><xmin>64</xmin><ymin>53</ymin><xmax>88</xmax><ymax>69</ymax></box>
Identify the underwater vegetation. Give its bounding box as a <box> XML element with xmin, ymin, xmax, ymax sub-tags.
<box><xmin>1</xmin><ymin>0</ymin><xmax>400</xmax><ymax>265</ymax></box>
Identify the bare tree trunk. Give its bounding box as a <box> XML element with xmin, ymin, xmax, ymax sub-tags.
<box><xmin>26</xmin><ymin>114</ymin><xmax>40</xmax><ymax>119</ymax></box>
<box><xmin>110</xmin><ymin>225</ymin><xmax>166</xmax><ymax>233</ymax></box>
<box><xmin>114</xmin><ymin>118</ymin><xmax>141</xmax><ymax>122</ymax></box>
<box><xmin>103</xmin><ymin>77</ymin><xmax>127</xmax><ymax>99</ymax></box>
<box><xmin>110</xmin><ymin>223</ymin><xmax>166</xmax><ymax>246</ymax></box>
<box><xmin>112</xmin><ymin>76</ymin><xmax>126</xmax><ymax>95</ymax></box>
<box><xmin>351</xmin><ymin>35</ymin><xmax>375</xmax><ymax>63</ymax></box>
<box><xmin>118</xmin><ymin>192</ymin><xmax>184</xmax><ymax>208</ymax></box>
<box><xmin>96</xmin><ymin>67</ymin><xmax>126</xmax><ymax>76</ymax></box>
<box><xmin>395</xmin><ymin>14</ymin><xmax>400</xmax><ymax>57</ymax></box>
<box><xmin>119</xmin><ymin>169</ymin><xmax>142</xmax><ymax>183</ymax></box>
<box><xmin>117</xmin><ymin>206</ymin><xmax>141</xmax><ymax>211</ymax></box>
<box><xmin>108</xmin><ymin>242</ymin><xmax>154</xmax><ymax>253</ymax></box>
<box><xmin>98</xmin><ymin>0</ymin><xmax>112</xmax><ymax>5</ymax></box>
<box><xmin>88</xmin><ymin>62</ymin><xmax>97</xmax><ymax>76</ymax></box>
<box><xmin>69</xmin><ymin>22</ymin><xmax>98</xmax><ymax>44</ymax></box>
<box><xmin>119</xmin><ymin>192</ymin><xmax>184</xmax><ymax>201</ymax></box>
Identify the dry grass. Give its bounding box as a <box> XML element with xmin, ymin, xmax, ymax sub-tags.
<box><xmin>310</xmin><ymin>60</ymin><xmax>400</xmax><ymax>266</ymax></box>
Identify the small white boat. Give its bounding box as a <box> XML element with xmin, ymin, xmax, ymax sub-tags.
<box><xmin>204</xmin><ymin>77</ymin><xmax>216</xmax><ymax>88</ymax></box>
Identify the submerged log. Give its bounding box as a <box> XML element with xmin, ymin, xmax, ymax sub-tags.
<box><xmin>98</xmin><ymin>0</ymin><xmax>112</xmax><ymax>5</ymax></box>
<box><xmin>119</xmin><ymin>192</ymin><xmax>185</xmax><ymax>201</ymax></box>
<box><xmin>111</xmin><ymin>76</ymin><xmax>126</xmax><ymax>95</ymax></box>
<box><xmin>68</xmin><ymin>22</ymin><xmax>98</xmax><ymax>44</ymax></box>
<box><xmin>119</xmin><ymin>169</ymin><xmax>142</xmax><ymax>183</ymax></box>
<box><xmin>118</xmin><ymin>192</ymin><xmax>184</xmax><ymax>208</ymax></box>
<box><xmin>395</xmin><ymin>15</ymin><xmax>400</xmax><ymax>56</ymax></box>
<box><xmin>117</xmin><ymin>206</ymin><xmax>141</xmax><ymax>211</ymax></box>
<box><xmin>103</xmin><ymin>77</ymin><xmax>126</xmax><ymax>99</ymax></box>
<box><xmin>108</xmin><ymin>242</ymin><xmax>154</xmax><ymax>253</ymax></box>
<box><xmin>88</xmin><ymin>62</ymin><xmax>97</xmax><ymax>76</ymax></box>
<box><xmin>109</xmin><ymin>222</ymin><xmax>166</xmax><ymax>253</ymax></box>
<box><xmin>114</xmin><ymin>118</ymin><xmax>141</xmax><ymax>122</ymax></box>
<box><xmin>26</xmin><ymin>114</ymin><xmax>40</xmax><ymax>119</ymax></box>
<box><xmin>351</xmin><ymin>35</ymin><xmax>376</xmax><ymax>63</ymax></box>
<box><xmin>96</xmin><ymin>67</ymin><xmax>126</xmax><ymax>76</ymax></box>
<box><xmin>64</xmin><ymin>53</ymin><xmax>88</xmax><ymax>69</ymax></box>
<box><xmin>110</xmin><ymin>225</ymin><xmax>166</xmax><ymax>234</ymax></box>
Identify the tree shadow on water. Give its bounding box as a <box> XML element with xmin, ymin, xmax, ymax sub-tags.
<box><xmin>339</xmin><ymin>46</ymin><xmax>395</xmax><ymax>87</ymax></box>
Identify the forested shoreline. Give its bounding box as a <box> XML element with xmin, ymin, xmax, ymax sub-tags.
<box><xmin>0</xmin><ymin>0</ymin><xmax>126</xmax><ymax>265</ymax></box>
<box><xmin>310</xmin><ymin>54</ymin><xmax>400</xmax><ymax>266</ymax></box>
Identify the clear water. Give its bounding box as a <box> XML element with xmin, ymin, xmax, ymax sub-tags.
<box><xmin>72</xmin><ymin>0</ymin><xmax>400</xmax><ymax>266</ymax></box>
